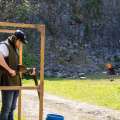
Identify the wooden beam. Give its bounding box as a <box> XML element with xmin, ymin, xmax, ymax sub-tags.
<box><xmin>0</xmin><ymin>22</ymin><xmax>40</xmax><ymax>29</ymax></box>
<box><xmin>39</xmin><ymin>25</ymin><xmax>45</xmax><ymax>120</ymax></box>
<box><xmin>0</xmin><ymin>86</ymin><xmax>38</xmax><ymax>90</ymax></box>
<box><xmin>18</xmin><ymin>90</ymin><xmax>22</xmax><ymax>120</ymax></box>
<box><xmin>19</xmin><ymin>45</ymin><xmax>23</xmax><ymax>65</ymax></box>
<box><xmin>18</xmin><ymin>44</ymin><xmax>23</xmax><ymax>120</ymax></box>
<box><xmin>0</xmin><ymin>29</ymin><xmax>16</xmax><ymax>33</ymax></box>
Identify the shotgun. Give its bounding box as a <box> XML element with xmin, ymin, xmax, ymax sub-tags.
<box><xmin>17</xmin><ymin>64</ymin><xmax>40</xmax><ymax>98</ymax></box>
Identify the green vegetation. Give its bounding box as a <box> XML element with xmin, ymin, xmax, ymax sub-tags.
<box><xmin>15</xmin><ymin>0</ymin><xmax>31</xmax><ymax>21</ymax></box>
<box><xmin>15</xmin><ymin>113</ymin><xmax>25</xmax><ymax>120</ymax></box>
<box><xmin>84</xmin><ymin>0</ymin><xmax>102</xmax><ymax>20</ymax></box>
<box><xmin>114</xmin><ymin>55</ymin><xmax>120</xmax><ymax>63</ymax></box>
<box><xmin>44</xmin><ymin>76</ymin><xmax>120</xmax><ymax>110</ymax></box>
<box><xmin>22</xmin><ymin>46</ymin><xmax>38</xmax><ymax>67</ymax></box>
<box><xmin>83</xmin><ymin>0</ymin><xmax>102</xmax><ymax>42</ymax></box>
<box><xmin>23</xmin><ymin>75</ymin><xmax>120</xmax><ymax>110</ymax></box>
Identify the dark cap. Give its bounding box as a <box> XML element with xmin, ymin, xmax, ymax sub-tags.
<box><xmin>14</xmin><ymin>30</ymin><xmax>28</xmax><ymax>44</ymax></box>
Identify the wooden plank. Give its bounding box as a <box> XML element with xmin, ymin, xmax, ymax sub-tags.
<box><xmin>39</xmin><ymin>25</ymin><xmax>45</xmax><ymax>120</ymax></box>
<box><xmin>18</xmin><ymin>91</ymin><xmax>21</xmax><ymax>120</ymax></box>
<box><xmin>18</xmin><ymin>45</ymin><xmax>23</xmax><ymax>120</ymax></box>
<box><xmin>0</xmin><ymin>86</ymin><xmax>38</xmax><ymax>90</ymax></box>
<box><xmin>0</xmin><ymin>29</ymin><xmax>16</xmax><ymax>33</ymax></box>
<box><xmin>0</xmin><ymin>22</ymin><xmax>40</xmax><ymax>29</ymax></box>
<box><xmin>19</xmin><ymin>44</ymin><xmax>23</xmax><ymax>65</ymax></box>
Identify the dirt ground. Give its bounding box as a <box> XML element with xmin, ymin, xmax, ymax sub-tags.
<box><xmin>20</xmin><ymin>90</ymin><xmax>120</xmax><ymax>120</ymax></box>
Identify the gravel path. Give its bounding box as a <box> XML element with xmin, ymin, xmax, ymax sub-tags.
<box><xmin>21</xmin><ymin>90</ymin><xmax>120</xmax><ymax>120</ymax></box>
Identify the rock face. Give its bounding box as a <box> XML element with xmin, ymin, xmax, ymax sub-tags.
<box><xmin>0</xmin><ymin>0</ymin><xmax>120</xmax><ymax>77</ymax></box>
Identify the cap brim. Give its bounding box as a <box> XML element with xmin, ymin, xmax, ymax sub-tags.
<box><xmin>21</xmin><ymin>40</ymin><xmax>28</xmax><ymax>44</ymax></box>
<box><xmin>24</xmin><ymin>40</ymin><xmax>28</xmax><ymax>44</ymax></box>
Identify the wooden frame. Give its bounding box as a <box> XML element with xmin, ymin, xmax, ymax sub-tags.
<box><xmin>0</xmin><ymin>22</ymin><xmax>45</xmax><ymax>120</ymax></box>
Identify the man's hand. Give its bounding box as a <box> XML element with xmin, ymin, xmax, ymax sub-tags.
<box><xmin>8</xmin><ymin>69</ymin><xmax>16</xmax><ymax>77</ymax></box>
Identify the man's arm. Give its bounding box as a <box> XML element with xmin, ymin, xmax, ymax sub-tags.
<box><xmin>0</xmin><ymin>52</ymin><xmax>16</xmax><ymax>76</ymax></box>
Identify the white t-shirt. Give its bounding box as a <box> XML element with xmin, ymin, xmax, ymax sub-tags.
<box><xmin>0</xmin><ymin>40</ymin><xmax>9</xmax><ymax>57</ymax></box>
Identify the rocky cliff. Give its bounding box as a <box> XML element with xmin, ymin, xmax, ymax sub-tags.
<box><xmin>0</xmin><ymin>0</ymin><xmax>120</xmax><ymax>77</ymax></box>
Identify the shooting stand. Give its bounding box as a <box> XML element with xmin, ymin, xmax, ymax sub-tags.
<box><xmin>0</xmin><ymin>22</ymin><xmax>45</xmax><ymax>120</ymax></box>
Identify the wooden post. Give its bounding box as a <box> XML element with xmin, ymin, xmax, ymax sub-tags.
<box><xmin>18</xmin><ymin>44</ymin><xmax>23</xmax><ymax>120</ymax></box>
<box><xmin>39</xmin><ymin>25</ymin><xmax>45</xmax><ymax>120</ymax></box>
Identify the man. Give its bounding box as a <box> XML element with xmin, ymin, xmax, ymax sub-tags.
<box><xmin>0</xmin><ymin>30</ymin><xmax>28</xmax><ymax>120</ymax></box>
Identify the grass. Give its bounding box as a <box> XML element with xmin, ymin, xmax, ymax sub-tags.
<box><xmin>23</xmin><ymin>75</ymin><xmax>120</xmax><ymax>111</ymax></box>
<box><xmin>11</xmin><ymin>74</ymin><xmax>120</xmax><ymax>119</ymax></box>
<box><xmin>14</xmin><ymin>113</ymin><xmax>25</xmax><ymax>120</ymax></box>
